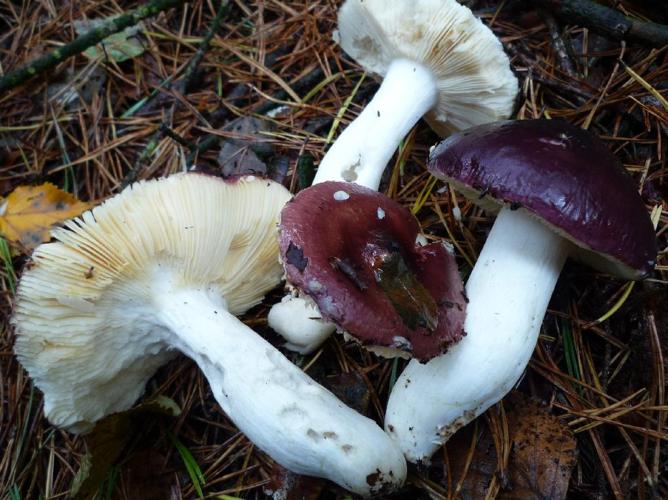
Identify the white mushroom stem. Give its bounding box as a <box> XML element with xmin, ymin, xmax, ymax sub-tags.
<box><xmin>268</xmin><ymin>294</ymin><xmax>336</xmax><ymax>354</ymax></box>
<box><xmin>385</xmin><ymin>208</ymin><xmax>569</xmax><ymax>463</ymax></box>
<box><xmin>270</xmin><ymin>58</ymin><xmax>437</xmax><ymax>352</ymax></box>
<box><xmin>313</xmin><ymin>58</ymin><xmax>437</xmax><ymax>188</ymax></box>
<box><xmin>154</xmin><ymin>284</ymin><xmax>406</xmax><ymax>496</ymax></box>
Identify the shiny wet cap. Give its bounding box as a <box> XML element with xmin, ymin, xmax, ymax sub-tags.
<box><xmin>428</xmin><ymin>119</ymin><xmax>657</xmax><ymax>279</ymax></box>
<box><xmin>279</xmin><ymin>181</ymin><xmax>467</xmax><ymax>361</ymax></box>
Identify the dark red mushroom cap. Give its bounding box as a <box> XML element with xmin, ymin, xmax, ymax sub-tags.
<box><xmin>428</xmin><ymin>119</ymin><xmax>657</xmax><ymax>279</ymax></box>
<box><xmin>279</xmin><ymin>181</ymin><xmax>466</xmax><ymax>361</ymax></box>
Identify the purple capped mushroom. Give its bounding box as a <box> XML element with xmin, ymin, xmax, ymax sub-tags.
<box><xmin>278</xmin><ymin>181</ymin><xmax>467</xmax><ymax>361</ymax></box>
<box><xmin>385</xmin><ymin>119</ymin><xmax>657</xmax><ymax>463</ymax></box>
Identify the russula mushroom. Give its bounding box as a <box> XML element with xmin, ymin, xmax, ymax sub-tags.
<box><xmin>385</xmin><ymin>119</ymin><xmax>657</xmax><ymax>463</ymax></box>
<box><xmin>12</xmin><ymin>174</ymin><xmax>407</xmax><ymax>496</ymax></box>
<box><xmin>315</xmin><ymin>0</ymin><xmax>518</xmax><ymax>187</ymax></box>
<box><xmin>278</xmin><ymin>181</ymin><xmax>467</xmax><ymax>361</ymax></box>
<box><xmin>268</xmin><ymin>0</ymin><xmax>517</xmax><ymax>352</ymax></box>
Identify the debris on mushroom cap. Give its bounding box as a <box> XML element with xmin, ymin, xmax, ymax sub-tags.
<box><xmin>337</xmin><ymin>0</ymin><xmax>518</xmax><ymax>135</ymax></box>
<box><xmin>278</xmin><ymin>181</ymin><xmax>467</xmax><ymax>361</ymax></box>
<box><xmin>12</xmin><ymin>173</ymin><xmax>292</xmax><ymax>432</ymax></box>
<box><xmin>428</xmin><ymin>119</ymin><xmax>657</xmax><ymax>279</ymax></box>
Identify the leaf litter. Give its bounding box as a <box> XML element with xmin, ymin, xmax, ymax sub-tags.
<box><xmin>0</xmin><ymin>0</ymin><xmax>666</xmax><ymax>498</ymax></box>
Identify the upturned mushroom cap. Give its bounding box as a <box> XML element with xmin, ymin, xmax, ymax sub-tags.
<box><xmin>12</xmin><ymin>173</ymin><xmax>292</xmax><ymax>432</ymax></box>
<box><xmin>278</xmin><ymin>181</ymin><xmax>466</xmax><ymax>361</ymax></box>
<box><xmin>428</xmin><ymin>119</ymin><xmax>657</xmax><ymax>279</ymax></box>
<box><xmin>336</xmin><ymin>0</ymin><xmax>518</xmax><ymax>135</ymax></box>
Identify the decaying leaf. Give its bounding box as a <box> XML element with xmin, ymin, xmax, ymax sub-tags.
<box><xmin>0</xmin><ymin>183</ymin><xmax>90</xmax><ymax>251</ymax></box>
<box><xmin>70</xmin><ymin>395</ymin><xmax>180</xmax><ymax>500</ymax></box>
<box><xmin>446</xmin><ymin>392</ymin><xmax>577</xmax><ymax>500</ymax></box>
<box><xmin>218</xmin><ymin>116</ymin><xmax>274</xmax><ymax>177</ymax></box>
<box><xmin>118</xmin><ymin>449</ymin><xmax>174</xmax><ymax>500</ymax></box>
<box><xmin>502</xmin><ymin>394</ymin><xmax>577</xmax><ymax>499</ymax></box>
<box><xmin>326</xmin><ymin>371</ymin><xmax>370</xmax><ymax>414</ymax></box>
<box><xmin>73</xmin><ymin>17</ymin><xmax>146</xmax><ymax>62</ymax></box>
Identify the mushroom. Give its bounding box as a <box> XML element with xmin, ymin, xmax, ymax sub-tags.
<box><xmin>384</xmin><ymin>119</ymin><xmax>657</xmax><ymax>463</ymax></box>
<box><xmin>277</xmin><ymin>181</ymin><xmax>467</xmax><ymax>361</ymax></box>
<box><xmin>315</xmin><ymin>0</ymin><xmax>518</xmax><ymax>187</ymax></box>
<box><xmin>12</xmin><ymin>173</ymin><xmax>407</xmax><ymax>496</ymax></box>
<box><xmin>268</xmin><ymin>0</ymin><xmax>517</xmax><ymax>352</ymax></box>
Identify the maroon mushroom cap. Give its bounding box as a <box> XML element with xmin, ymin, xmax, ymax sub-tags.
<box><xmin>428</xmin><ymin>119</ymin><xmax>657</xmax><ymax>279</ymax></box>
<box><xmin>279</xmin><ymin>181</ymin><xmax>467</xmax><ymax>361</ymax></box>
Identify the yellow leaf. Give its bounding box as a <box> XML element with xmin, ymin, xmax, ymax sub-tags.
<box><xmin>0</xmin><ymin>183</ymin><xmax>90</xmax><ymax>251</ymax></box>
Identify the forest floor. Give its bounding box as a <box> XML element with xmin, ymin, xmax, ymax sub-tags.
<box><xmin>1</xmin><ymin>0</ymin><xmax>667</xmax><ymax>498</ymax></box>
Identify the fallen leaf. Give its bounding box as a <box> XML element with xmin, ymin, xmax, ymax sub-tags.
<box><xmin>0</xmin><ymin>183</ymin><xmax>90</xmax><ymax>251</ymax></box>
<box><xmin>501</xmin><ymin>394</ymin><xmax>577</xmax><ymax>499</ymax></box>
<box><xmin>326</xmin><ymin>371</ymin><xmax>370</xmax><ymax>414</ymax></box>
<box><xmin>70</xmin><ymin>395</ymin><xmax>180</xmax><ymax>500</ymax></box>
<box><xmin>73</xmin><ymin>17</ymin><xmax>146</xmax><ymax>62</ymax></box>
<box><xmin>446</xmin><ymin>392</ymin><xmax>577</xmax><ymax>500</ymax></box>
<box><xmin>118</xmin><ymin>449</ymin><xmax>173</xmax><ymax>500</ymax></box>
<box><xmin>217</xmin><ymin>117</ymin><xmax>274</xmax><ymax>178</ymax></box>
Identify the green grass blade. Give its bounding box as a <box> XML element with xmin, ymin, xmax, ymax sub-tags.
<box><xmin>169</xmin><ymin>433</ymin><xmax>205</xmax><ymax>499</ymax></box>
<box><xmin>0</xmin><ymin>237</ymin><xmax>16</xmax><ymax>294</ymax></box>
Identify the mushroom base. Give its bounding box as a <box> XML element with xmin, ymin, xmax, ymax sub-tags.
<box><xmin>268</xmin><ymin>293</ymin><xmax>336</xmax><ymax>353</ymax></box>
<box><xmin>155</xmin><ymin>285</ymin><xmax>407</xmax><ymax>496</ymax></box>
<box><xmin>385</xmin><ymin>208</ymin><xmax>569</xmax><ymax>463</ymax></box>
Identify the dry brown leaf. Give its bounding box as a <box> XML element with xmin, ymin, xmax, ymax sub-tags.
<box><xmin>501</xmin><ymin>394</ymin><xmax>577</xmax><ymax>499</ymax></box>
<box><xmin>0</xmin><ymin>183</ymin><xmax>90</xmax><ymax>251</ymax></box>
<box><xmin>447</xmin><ymin>392</ymin><xmax>577</xmax><ymax>500</ymax></box>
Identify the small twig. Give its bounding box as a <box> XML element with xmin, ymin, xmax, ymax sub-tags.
<box><xmin>536</xmin><ymin>0</ymin><xmax>668</xmax><ymax>47</ymax></box>
<box><xmin>0</xmin><ymin>0</ymin><xmax>186</xmax><ymax>94</ymax></box>
<box><xmin>177</xmin><ymin>0</ymin><xmax>229</xmax><ymax>93</ymax></box>
<box><xmin>159</xmin><ymin>124</ymin><xmax>197</xmax><ymax>151</ymax></box>
<box><xmin>122</xmin><ymin>0</ymin><xmax>229</xmax><ymax>187</ymax></box>
<box><xmin>540</xmin><ymin>10</ymin><xmax>578</xmax><ymax>77</ymax></box>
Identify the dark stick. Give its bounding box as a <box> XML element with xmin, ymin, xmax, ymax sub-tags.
<box><xmin>177</xmin><ymin>0</ymin><xmax>229</xmax><ymax>93</ymax></box>
<box><xmin>536</xmin><ymin>0</ymin><xmax>668</xmax><ymax>47</ymax></box>
<box><xmin>540</xmin><ymin>10</ymin><xmax>577</xmax><ymax>77</ymax></box>
<box><xmin>122</xmin><ymin>0</ymin><xmax>229</xmax><ymax>188</ymax></box>
<box><xmin>159</xmin><ymin>124</ymin><xmax>197</xmax><ymax>150</ymax></box>
<box><xmin>0</xmin><ymin>0</ymin><xmax>186</xmax><ymax>94</ymax></box>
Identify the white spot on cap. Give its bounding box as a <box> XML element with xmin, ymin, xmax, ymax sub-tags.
<box><xmin>392</xmin><ymin>336</ymin><xmax>412</xmax><ymax>351</ymax></box>
<box><xmin>415</xmin><ymin>234</ymin><xmax>428</xmax><ymax>246</ymax></box>
<box><xmin>377</xmin><ymin>207</ymin><xmax>385</xmax><ymax>219</ymax></box>
<box><xmin>333</xmin><ymin>190</ymin><xmax>350</xmax><ymax>201</ymax></box>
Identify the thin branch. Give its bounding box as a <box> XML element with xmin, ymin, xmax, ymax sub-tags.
<box><xmin>0</xmin><ymin>0</ymin><xmax>186</xmax><ymax>94</ymax></box>
<box><xmin>536</xmin><ymin>0</ymin><xmax>668</xmax><ymax>47</ymax></box>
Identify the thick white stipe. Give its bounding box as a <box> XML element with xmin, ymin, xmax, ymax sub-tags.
<box><xmin>385</xmin><ymin>208</ymin><xmax>569</xmax><ymax>463</ymax></box>
<box><xmin>156</xmin><ymin>286</ymin><xmax>407</xmax><ymax>496</ymax></box>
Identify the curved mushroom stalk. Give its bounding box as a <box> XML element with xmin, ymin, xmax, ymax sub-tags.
<box><xmin>385</xmin><ymin>208</ymin><xmax>569</xmax><ymax>462</ymax></box>
<box><xmin>156</xmin><ymin>285</ymin><xmax>407</xmax><ymax>495</ymax></box>
<box><xmin>313</xmin><ymin>59</ymin><xmax>437</xmax><ymax>188</ymax></box>
<box><xmin>385</xmin><ymin>118</ymin><xmax>656</xmax><ymax>463</ymax></box>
